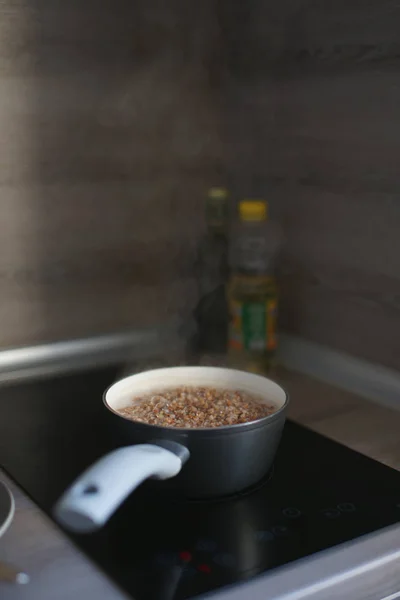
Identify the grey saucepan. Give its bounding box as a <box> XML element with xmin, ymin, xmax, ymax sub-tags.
<box><xmin>54</xmin><ymin>366</ymin><xmax>288</xmax><ymax>533</ymax></box>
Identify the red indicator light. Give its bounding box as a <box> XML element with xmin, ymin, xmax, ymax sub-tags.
<box><xmin>179</xmin><ymin>551</ymin><xmax>192</xmax><ymax>562</ymax></box>
<box><xmin>197</xmin><ymin>564</ymin><xmax>211</xmax><ymax>574</ymax></box>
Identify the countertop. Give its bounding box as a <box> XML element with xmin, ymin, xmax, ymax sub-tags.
<box><xmin>1</xmin><ymin>368</ymin><xmax>400</xmax><ymax>599</ymax></box>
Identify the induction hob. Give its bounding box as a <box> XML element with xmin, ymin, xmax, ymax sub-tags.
<box><xmin>0</xmin><ymin>366</ymin><xmax>399</xmax><ymax>600</ymax></box>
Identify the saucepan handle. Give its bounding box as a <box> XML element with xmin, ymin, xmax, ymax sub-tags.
<box><xmin>54</xmin><ymin>444</ymin><xmax>186</xmax><ymax>533</ymax></box>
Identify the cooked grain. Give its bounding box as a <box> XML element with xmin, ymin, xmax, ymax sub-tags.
<box><xmin>117</xmin><ymin>386</ymin><xmax>277</xmax><ymax>428</ymax></box>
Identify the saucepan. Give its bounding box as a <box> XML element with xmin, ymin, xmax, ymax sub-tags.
<box><xmin>55</xmin><ymin>366</ymin><xmax>288</xmax><ymax>534</ymax></box>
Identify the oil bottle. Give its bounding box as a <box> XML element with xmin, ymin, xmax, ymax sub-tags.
<box><xmin>194</xmin><ymin>187</ymin><xmax>230</xmax><ymax>354</ymax></box>
<box><xmin>227</xmin><ymin>200</ymin><xmax>280</xmax><ymax>374</ymax></box>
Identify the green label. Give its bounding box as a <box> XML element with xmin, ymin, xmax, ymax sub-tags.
<box><xmin>229</xmin><ymin>299</ymin><xmax>277</xmax><ymax>352</ymax></box>
<box><xmin>242</xmin><ymin>303</ymin><xmax>266</xmax><ymax>350</ymax></box>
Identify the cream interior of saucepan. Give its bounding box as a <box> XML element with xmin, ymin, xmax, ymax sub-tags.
<box><xmin>105</xmin><ymin>367</ymin><xmax>287</xmax><ymax>414</ymax></box>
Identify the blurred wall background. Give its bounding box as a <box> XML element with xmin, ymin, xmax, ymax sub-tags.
<box><xmin>1</xmin><ymin>0</ymin><xmax>400</xmax><ymax>371</ymax></box>
<box><xmin>0</xmin><ymin>0</ymin><xmax>224</xmax><ymax>345</ymax></box>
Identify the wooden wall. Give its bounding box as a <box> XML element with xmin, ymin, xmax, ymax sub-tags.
<box><xmin>220</xmin><ymin>0</ymin><xmax>400</xmax><ymax>371</ymax></box>
<box><xmin>1</xmin><ymin>0</ymin><xmax>400</xmax><ymax>373</ymax></box>
<box><xmin>0</xmin><ymin>0</ymin><xmax>224</xmax><ymax>346</ymax></box>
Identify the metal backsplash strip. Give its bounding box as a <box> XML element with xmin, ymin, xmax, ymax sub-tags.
<box><xmin>0</xmin><ymin>319</ymin><xmax>191</xmax><ymax>385</ymax></box>
<box><xmin>278</xmin><ymin>334</ymin><xmax>400</xmax><ymax>412</ymax></box>
<box><xmin>1</xmin><ymin>326</ymin><xmax>399</xmax><ymax>414</ymax></box>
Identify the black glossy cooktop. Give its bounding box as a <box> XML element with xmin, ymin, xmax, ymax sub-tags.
<box><xmin>1</xmin><ymin>367</ymin><xmax>400</xmax><ymax>600</ymax></box>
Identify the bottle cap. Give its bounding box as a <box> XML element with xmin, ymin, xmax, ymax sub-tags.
<box><xmin>209</xmin><ymin>187</ymin><xmax>229</xmax><ymax>199</ymax></box>
<box><xmin>239</xmin><ymin>200</ymin><xmax>267</xmax><ymax>221</ymax></box>
<box><xmin>206</xmin><ymin>188</ymin><xmax>229</xmax><ymax>229</ymax></box>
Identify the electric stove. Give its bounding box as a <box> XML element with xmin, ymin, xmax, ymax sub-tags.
<box><xmin>0</xmin><ymin>366</ymin><xmax>399</xmax><ymax>600</ymax></box>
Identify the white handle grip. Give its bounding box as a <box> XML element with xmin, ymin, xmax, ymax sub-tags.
<box><xmin>54</xmin><ymin>445</ymin><xmax>183</xmax><ymax>533</ymax></box>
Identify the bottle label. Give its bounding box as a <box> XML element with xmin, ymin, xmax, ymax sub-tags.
<box><xmin>229</xmin><ymin>299</ymin><xmax>277</xmax><ymax>352</ymax></box>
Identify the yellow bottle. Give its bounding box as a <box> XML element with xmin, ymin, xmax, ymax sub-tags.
<box><xmin>227</xmin><ymin>200</ymin><xmax>279</xmax><ymax>375</ymax></box>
